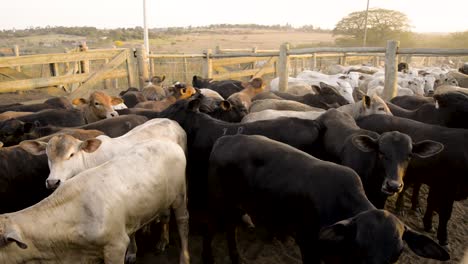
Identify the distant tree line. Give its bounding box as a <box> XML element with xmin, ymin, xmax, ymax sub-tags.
<box><xmin>0</xmin><ymin>24</ymin><xmax>330</xmax><ymax>40</ymax></box>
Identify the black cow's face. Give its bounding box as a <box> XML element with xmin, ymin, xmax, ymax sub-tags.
<box><xmin>0</xmin><ymin>120</ymin><xmax>37</xmax><ymax>147</ymax></box>
<box><xmin>192</xmin><ymin>75</ymin><xmax>213</xmax><ymax>88</ymax></box>
<box><xmin>352</xmin><ymin>132</ymin><xmax>443</xmax><ymax>196</ymax></box>
<box><xmin>207</xmin><ymin>100</ymin><xmax>248</xmax><ymax>123</ymax></box>
<box><xmin>158</xmin><ymin>98</ymin><xmax>201</xmax><ymax>128</ymax></box>
<box><xmin>319</xmin><ymin>209</ymin><xmax>450</xmax><ymax>263</ymax></box>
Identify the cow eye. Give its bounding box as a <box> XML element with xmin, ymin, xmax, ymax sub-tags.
<box><xmin>94</xmin><ymin>102</ymin><xmax>100</xmax><ymax>106</ymax></box>
<box><xmin>69</xmin><ymin>153</ymin><xmax>74</xmax><ymax>159</ymax></box>
<box><xmin>378</xmin><ymin>107</ymin><xmax>385</xmax><ymax>111</ymax></box>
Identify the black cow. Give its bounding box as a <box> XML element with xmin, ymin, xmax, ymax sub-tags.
<box><xmin>357</xmin><ymin>114</ymin><xmax>468</xmax><ymax>246</ymax></box>
<box><xmin>192</xmin><ymin>75</ymin><xmax>244</xmax><ymax>99</ymax></box>
<box><xmin>0</xmin><ymin>97</ymin><xmax>73</xmax><ymax>114</ymax></box>
<box><xmin>157</xmin><ymin>99</ymin><xmax>322</xmax><ymax>228</ymax></box>
<box><xmin>398</xmin><ymin>62</ymin><xmax>409</xmax><ymax>72</ymax></box>
<box><xmin>7</xmin><ymin>114</ymin><xmax>148</xmax><ymax>145</ymax></box>
<box><xmin>0</xmin><ymin>109</ymin><xmax>86</xmax><ymax>146</ymax></box>
<box><xmin>272</xmin><ymin>83</ymin><xmax>349</xmax><ymax>109</ymax></box>
<box><xmin>204</xmin><ymin>134</ymin><xmax>449</xmax><ymax>264</ymax></box>
<box><xmin>387</xmin><ymin>92</ymin><xmax>468</xmax><ymax>129</ymax></box>
<box><xmin>121</xmin><ymin>91</ymin><xmax>147</xmax><ymax>108</ymax></box>
<box><xmin>315</xmin><ymin>109</ymin><xmax>443</xmax><ymax>208</ymax></box>
<box><xmin>459</xmin><ymin>63</ymin><xmax>468</xmax><ymax>75</ymax></box>
<box><xmin>390</xmin><ymin>95</ymin><xmax>434</xmax><ymax>110</ymax></box>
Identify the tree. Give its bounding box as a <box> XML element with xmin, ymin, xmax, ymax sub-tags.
<box><xmin>333</xmin><ymin>8</ymin><xmax>411</xmax><ymax>46</ymax></box>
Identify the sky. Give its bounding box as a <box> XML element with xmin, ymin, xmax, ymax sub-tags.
<box><xmin>1</xmin><ymin>0</ymin><xmax>467</xmax><ymax>33</ymax></box>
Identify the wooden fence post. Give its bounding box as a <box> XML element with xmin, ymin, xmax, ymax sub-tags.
<box><xmin>251</xmin><ymin>47</ymin><xmax>257</xmax><ymax>69</ymax></box>
<box><xmin>13</xmin><ymin>45</ymin><xmax>21</xmax><ymax>72</ymax></box>
<box><xmin>311</xmin><ymin>53</ymin><xmax>317</xmax><ymax>70</ymax></box>
<box><xmin>203</xmin><ymin>49</ymin><xmax>213</xmax><ymax>79</ymax></box>
<box><xmin>183</xmin><ymin>57</ymin><xmax>189</xmax><ymax>82</ymax></box>
<box><xmin>136</xmin><ymin>45</ymin><xmax>150</xmax><ymax>90</ymax></box>
<box><xmin>79</xmin><ymin>41</ymin><xmax>89</xmax><ymax>74</ymax></box>
<box><xmin>149</xmin><ymin>51</ymin><xmax>155</xmax><ymax>77</ymax></box>
<box><xmin>383</xmin><ymin>40</ymin><xmax>399</xmax><ymax>100</ymax></box>
<box><xmin>126</xmin><ymin>48</ymin><xmax>137</xmax><ymax>88</ymax></box>
<box><xmin>278</xmin><ymin>43</ymin><xmax>290</xmax><ymax>92</ymax></box>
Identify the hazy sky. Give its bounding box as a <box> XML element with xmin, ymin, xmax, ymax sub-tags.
<box><xmin>2</xmin><ymin>0</ymin><xmax>467</xmax><ymax>33</ymax></box>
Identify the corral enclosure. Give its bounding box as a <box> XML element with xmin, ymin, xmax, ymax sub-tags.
<box><xmin>0</xmin><ymin>35</ymin><xmax>468</xmax><ymax>263</ymax></box>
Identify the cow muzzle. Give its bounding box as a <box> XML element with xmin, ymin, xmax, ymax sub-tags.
<box><xmin>106</xmin><ymin>111</ymin><xmax>119</xmax><ymax>118</ymax></box>
<box><xmin>381</xmin><ymin>180</ymin><xmax>403</xmax><ymax>195</ymax></box>
<box><xmin>46</xmin><ymin>179</ymin><xmax>61</xmax><ymax>189</ymax></box>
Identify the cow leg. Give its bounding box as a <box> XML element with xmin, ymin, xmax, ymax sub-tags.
<box><xmin>202</xmin><ymin>224</ymin><xmax>215</xmax><ymax>264</ymax></box>
<box><xmin>172</xmin><ymin>194</ymin><xmax>190</xmax><ymax>264</ymax></box>
<box><xmin>436</xmin><ymin>197</ymin><xmax>454</xmax><ymax>247</ymax></box>
<box><xmin>104</xmin><ymin>234</ymin><xmax>130</xmax><ymax>264</ymax></box>
<box><xmin>124</xmin><ymin>234</ymin><xmax>137</xmax><ymax>264</ymax></box>
<box><xmin>226</xmin><ymin>223</ymin><xmax>241</xmax><ymax>264</ymax></box>
<box><xmin>410</xmin><ymin>182</ymin><xmax>422</xmax><ymax>213</ymax></box>
<box><xmin>155</xmin><ymin>209</ymin><xmax>171</xmax><ymax>253</ymax></box>
<box><xmin>423</xmin><ymin>188</ymin><xmax>437</xmax><ymax>232</ymax></box>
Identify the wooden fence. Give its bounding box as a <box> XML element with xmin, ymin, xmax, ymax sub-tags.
<box><xmin>1</xmin><ymin>41</ymin><xmax>468</xmax><ymax>101</ymax></box>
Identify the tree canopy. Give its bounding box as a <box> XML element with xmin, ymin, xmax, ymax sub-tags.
<box><xmin>333</xmin><ymin>8</ymin><xmax>411</xmax><ymax>46</ymax></box>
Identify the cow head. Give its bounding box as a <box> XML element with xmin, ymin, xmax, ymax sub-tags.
<box><xmin>192</xmin><ymin>75</ymin><xmax>213</xmax><ymax>88</ymax></box>
<box><xmin>352</xmin><ymin>132</ymin><xmax>444</xmax><ymax>195</ymax></box>
<box><xmin>319</xmin><ymin>209</ymin><xmax>450</xmax><ymax>263</ymax></box>
<box><xmin>359</xmin><ymin>95</ymin><xmax>392</xmax><ymax>117</ymax></box>
<box><xmin>20</xmin><ymin>134</ymin><xmax>102</xmax><ymax>189</ymax></box>
<box><xmin>72</xmin><ymin>91</ymin><xmax>122</xmax><ymax>122</ymax></box>
<box><xmin>0</xmin><ymin>119</ymin><xmax>39</xmax><ymax>147</ymax></box>
<box><xmin>398</xmin><ymin>62</ymin><xmax>409</xmax><ymax>73</ymax></box>
<box><xmin>310</xmin><ymin>82</ymin><xmax>350</xmax><ymax>109</ymax></box>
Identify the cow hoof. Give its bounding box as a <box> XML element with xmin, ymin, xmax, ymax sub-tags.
<box><xmin>125</xmin><ymin>253</ymin><xmax>137</xmax><ymax>264</ymax></box>
<box><xmin>155</xmin><ymin>240</ymin><xmax>169</xmax><ymax>254</ymax></box>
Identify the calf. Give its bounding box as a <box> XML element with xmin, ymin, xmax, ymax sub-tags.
<box><xmin>0</xmin><ymin>139</ymin><xmax>189</xmax><ymax>264</ymax></box>
<box><xmin>226</xmin><ymin>77</ymin><xmax>265</xmax><ymax>110</ymax></box>
<box><xmin>0</xmin><ymin>97</ymin><xmax>73</xmax><ymax>114</ymax></box>
<box><xmin>120</xmin><ymin>89</ymin><xmax>147</xmax><ymax>108</ymax></box>
<box><xmin>135</xmin><ymin>84</ymin><xmax>196</xmax><ymax>111</ymax></box>
<box><xmin>357</xmin><ymin>114</ymin><xmax>468</xmax><ymax>246</ymax></box>
<box><xmin>192</xmin><ymin>75</ymin><xmax>244</xmax><ymax>99</ymax></box>
<box><xmin>72</xmin><ymin>91</ymin><xmax>123</xmax><ymax>123</ymax></box>
<box><xmin>336</xmin><ymin>94</ymin><xmax>392</xmax><ymax>119</ymax></box>
<box><xmin>316</xmin><ymin>109</ymin><xmax>442</xmax><ymax>208</ymax></box>
<box><xmin>204</xmin><ymin>134</ymin><xmax>449</xmax><ymax>264</ymax></box>
<box><xmin>142</xmin><ymin>75</ymin><xmax>167</xmax><ymax>100</ymax></box>
<box><xmin>0</xmin><ymin>109</ymin><xmax>86</xmax><ymax>146</ymax></box>
<box><xmin>0</xmin><ymin>130</ymin><xmax>102</xmax><ymax>214</ymax></box>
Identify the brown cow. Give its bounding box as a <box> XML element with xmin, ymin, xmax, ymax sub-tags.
<box><xmin>135</xmin><ymin>84</ymin><xmax>196</xmax><ymax>111</ymax></box>
<box><xmin>0</xmin><ymin>111</ymin><xmax>34</xmax><ymax>121</ymax></box>
<box><xmin>227</xmin><ymin>77</ymin><xmax>266</xmax><ymax>110</ymax></box>
<box><xmin>72</xmin><ymin>91</ymin><xmax>123</xmax><ymax>123</ymax></box>
<box><xmin>142</xmin><ymin>75</ymin><xmax>167</xmax><ymax>100</ymax></box>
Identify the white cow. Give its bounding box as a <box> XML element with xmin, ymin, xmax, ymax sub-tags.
<box><xmin>241</xmin><ymin>109</ymin><xmax>324</xmax><ymax>123</ymax></box>
<box><xmin>296</xmin><ymin>70</ymin><xmax>355</xmax><ymax>103</ymax></box>
<box><xmin>269</xmin><ymin>77</ymin><xmax>313</xmax><ymax>96</ymax></box>
<box><xmin>0</xmin><ymin>139</ymin><xmax>189</xmax><ymax>264</ymax></box>
<box><xmin>22</xmin><ymin>118</ymin><xmax>186</xmax><ymax>189</ymax></box>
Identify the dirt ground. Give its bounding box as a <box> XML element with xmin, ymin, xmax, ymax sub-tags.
<box><xmin>134</xmin><ymin>186</ymin><xmax>467</xmax><ymax>264</ymax></box>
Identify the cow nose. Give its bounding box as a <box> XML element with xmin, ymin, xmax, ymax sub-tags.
<box><xmin>46</xmin><ymin>179</ymin><xmax>61</xmax><ymax>189</ymax></box>
<box><xmin>382</xmin><ymin>180</ymin><xmax>403</xmax><ymax>194</ymax></box>
<box><xmin>110</xmin><ymin>112</ymin><xmax>118</xmax><ymax>117</ymax></box>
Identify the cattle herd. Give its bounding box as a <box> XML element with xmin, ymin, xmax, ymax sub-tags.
<box><xmin>0</xmin><ymin>62</ymin><xmax>467</xmax><ymax>264</ymax></box>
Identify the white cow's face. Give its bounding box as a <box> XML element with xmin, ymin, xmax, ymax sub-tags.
<box><xmin>407</xmin><ymin>77</ymin><xmax>425</xmax><ymax>96</ymax></box>
<box><xmin>45</xmin><ymin>135</ymin><xmax>102</xmax><ymax>189</ymax></box>
<box><xmin>336</xmin><ymin>80</ymin><xmax>355</xmax><ymax>103</ymax></box>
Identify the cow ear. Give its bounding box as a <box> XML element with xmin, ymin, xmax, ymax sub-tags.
<box><xmin>311</xmin><ymin>85</ymin><xmax>322</xmax><ymax>94</ymax></box>
<box><xmin>412</xmin><ymin>140</ymin><xmax>444</xmax><ymax>158</ymax></box>
<box><xmin>72</xmin><ymin>98</ymin><xmax>87</xmax><ymax>106</ymax></box>
<box><xmin>319</xmin><ymin>219</ymin><xmax>355</xmax><ymax>250</ymax></box>
<box><xmin>220</xmin><ymin>100</ymin><xmax>232</xmax><ymax>111</ymax></box>
<box><xmin>362</xmin><ymin>95</ymin><xmax>371</xmax><ymax>109</ymax></box>
<box><xmin>187</xmin><ymin>99</ymin><xmax>201</xmax><ymax>112</ymax></box>
<box><xmin>19</xmin><ymin>140</ymin><xmax>48</xmax><ymax>155</ymax></box>
<box><xmin>110</xmin><ymin>97</ymin><xmax>124</xmax><ymax>106</ymax></box>
<box><xmin>2</xmin><ymin>230</ymin><xmax>28</xmax><ymax>249</ymax></box>
<box><xmin>80</xmin><ymin>138</ymin><xmax>102</xmax><ymax>153</ymax></box>
<box><xmin>161</xmin><ymin>75</ymin><xmax>166</xmax><ymax>82</ymax></box>
<box><xmin>403</xmin><ymin>226</ymin><xmax>450</xmax><ymax>261</ymax></box>
<box><xmin>352</xmin><ymin>135</ymin><xmax>379</xmax><ymax>152</ymax></box>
